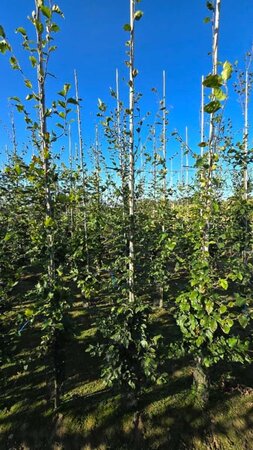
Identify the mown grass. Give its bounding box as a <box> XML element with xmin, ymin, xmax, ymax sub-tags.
<box><xmin>1</xmin><ymin>277</ymin><xmax>253</xmax><ymax>450</ymax></box>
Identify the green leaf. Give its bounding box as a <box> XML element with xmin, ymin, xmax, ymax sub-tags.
<box><xmin>213</xmin><ymin>87</ymin><xmax>226</xmax><ymax>101</ymax></box>
<box><xmin>25</xmin><ymin>94</ymin><xmax>33</xmax><ymax>101</ymax></box>
<box><xmin>50</xmin><ymin>23</ymin><xmax>60</xmax><ymax>32</ymax></box>
<box><xmin>203</xmin><ymin>17</ymin><xmax>211</xmax><ymax>24</ymax></box>
<box><xmin>206</xmin><ymin>1</ymin><xmax>215</xmax><ymax>11</ymax></box>
<box><xmin>219</xmin><ymin>305</ymin><xmax>227</xmax><ymax>314</ymax></box>
<box><xmin>40</xmin><ymin>5</ymin><xmax>52</xmax><ymax>19</ymax></box>
<box><xmin>44</xmin><ymin>216</ymin><xmax>54</xmax><ymax>228</ymax></box>
<box><xmin>123</xmin><ymin>24</ymin><xmax>131</xmax><ymax>31</ymax></box>
<box><xmin>204</xmin><ymin>100</ymin><xmax>221</xmax><ymax>114</ymax></box>
<box><xmin>25</xmin><ymin>308</ymin><xmax>34</xmax><ymax>318</ymax></box>
<box><xmin>219</xmin><ymin>279</ymin><xmax>228</xmax><ymax>290</ymax></box>
<box><xmin>16</xmin><ymin>27</ymin><xmax>27</xmax><ymax>36</ymax></box>
<box><xmin>4</xmin><ymin>232</ymin><xmax>12</xmax><ymax>242</ymax></box>
<box><xmin>221</xmin><ymin>61</ymin><xmax>233</xmax><ymax>81</ymax></box>
<box><xmin>98</xmin><ymin>98</ymin><xmax>107</xmax><ymax>112</ymax></box>
<box><xmin>227</xmin><ymin>337</ymin><xmax>237</xmax><ymax>348</ymax></box>
<box><xmin>205</xmin><ymin>300</ymin><xmax>214</xmax><ymax>315</ymax></box>
<box><xmin>203</xmin><ymin>74</ymin><xmax>222</xmax><ymax>88</ymax></box>
<box><xmin>10</xmin><ymin>96</ymin><xmax>21</xmax><ymax>102</ymax></box>
<box><xmin>238</xmin><ymin>315</ymin><xmax>249</xmax><ymax>329</ymax></box>
<box><xmin>213</xmin><ymin>201</ymin><xmax>219</xmax><ymax>212</ymax></box>
<box><xmin>220</xmin><ymin>319</ymin><xmax>234</xmax><ymax>334</ymax></box>
<box><xmin>52</xmin><ymin>4</ymin><xmax>64</xmax><ymax>17</ymax></box>
<box><xmin>14</xmin><ymin>164</ymin><xmax>22</xmax><ymax>175</ymax></box>
<box><xmin>0</xmin><ymin>25</ymin><xmax>6</xmax><ymax>38</ymax></box>
<box><xmin>0</xmin><ymin>40</ymin><xmax>11</xmax><ymax>54</ymax></box>
<box><xmin>67</xmin><ymin>97</ymin><xmax>78</xmax><ymax>105</ymax></box>
<box><xmin>235</xmin><ymin>295</ymin><xmax>246</xmax><ymax>307</ymax></box>
<box><xmin>134</xmin><ymin>10</ymin><xmax>144</xmax><ymax>21</ymax></box>
<box><xmin>29</xmin><ymin>55</ymin><xmax>37</xmax><ymax>67</ymax></box>
<box><xmin>10</xmin><ymin>56</ymin><xmax>20</xmax><ymax>70</ymax></box>
<box><xmin>196</xmin><ymin>336</ymin><xmax>204</xmax><ymax>347</ymax></box>
<box><xmin>35</xmin><ymin>20</ymin><xmax>44</xmax><ymax>34</ymax></box>
<box><xmin>141</xmin><ymin>339</ymin><xmax>148</xmax><ymax>348</ymax></box>
<box><xmin>24</xmin><ymin>79</ymin><xmax>32</xmax><ymax>89</ymax></box>
<box><xmin>209</xmin><ymin>318</ymin><xmax>217</xmax><ymax>332</ymax></box>
<box><xmin>63</xmin><ymin>83</ymin><xmax>71</xmax><ymax>95</ymax></box>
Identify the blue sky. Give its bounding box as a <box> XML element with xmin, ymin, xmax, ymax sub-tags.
<box><xmin>0</xmin><ymin>0</ymin><xmax>253</xmax><ymax>172</ymax></box>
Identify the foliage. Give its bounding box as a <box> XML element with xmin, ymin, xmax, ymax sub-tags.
<box><xmin>88</xmin><ymin>300</ymin><xmax>163</xmax><ymax>396</ymax></box>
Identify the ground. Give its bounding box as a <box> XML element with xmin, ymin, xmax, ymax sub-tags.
<box><xmin>1</xmin><ymin>274</ymin><xmax>253</xmax><ymax>449</ymax></box>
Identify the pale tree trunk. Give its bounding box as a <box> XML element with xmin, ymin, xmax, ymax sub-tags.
<box><xmin>152</xmin><ymin>126</ymin><xmax>157</xmax><ymax>212</ymax></box>
<box><xmin>35</xmin><ymin>0</ymin><xmax>54</xmax><ymax>284</ymax></box>
<box><xmin>196</xmin><ymin>0</ymin><xmax>221</xmax><ymax>404</ymax></box>
<box><xmin>74</xmin><ymin>69</ymin><xmax>89</xmax><ymax>271</ymax></box>
<box><xmin>243</xmin><ymin>68</ymin><xmax>249</xmax><ymax>200</ymax></box>
<box><xmin>10</xmin><ymin>107</ymin><xmax>18</xmax><ymax>157</ymax></box>
<box><xmin>192</xmin><ymin>357</ymin><xmax>209</xmax><ymax>408</ymax></box>
<box><xmin>35</xmin><ymin>0</ymin><xmax>60</xmax><ymax>409</ymax></box>
<box><xmin>185</xmin><ymin>126</ymin><xmax>189</xmax><ymax>189</ymax></box>
<box><xmin>203</xmin><ymin>0</ymin><xmax>221</xmax><ymax>254</ymax></box>
<box><xmin>116</xmin><ymin>69</ymin><xmax>128</xmax><ymax>250</ymax></box>
<box><xmin>68</xmin><ymin>124</ymin><xmax>74</xmax><ymax>235</ymax></box>
<box><xmin>94</xmin><ymin>125</ymin><xmax>103</xmax><ymax>272</ymax></box>
<box><xmin>170</xmin><ymin>158</ymin><xmax>173</xmax><ymax>190</ymax></box>
<box><xmin>159</xmin><ymin>70</ymin><xmax>167</xmax><ymax>308</ymax></box>
<box><xmin>162</xmin><ymin>70</ymin><xmax>167</xmax><ymax>202</ymax></box>
<box><xmin>200</xmin><ymin>75</ymin><xmax>205</xmax><ymax>157</ymax></box>
<box><xmin>208</xmin><ymin>0</ymin><xmax>221</xmax><ymax>150</ymax></box>
<box><xmin>128</xmin><ymin>0</ymin><xmax>135</xmax><ymax>303</ymax></box>
<box><xmin>242</xmin><ymin>59</ymin><xmax>251</xmax><ymax>264</ymax></box>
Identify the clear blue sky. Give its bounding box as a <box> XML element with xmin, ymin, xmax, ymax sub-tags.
<box><xmin>0</xmin><ymin>0</ymin><xmax>253</xmax><ymax>170</ymax></box>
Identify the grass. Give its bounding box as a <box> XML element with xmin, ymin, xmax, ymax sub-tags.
<box><xmin>1</xmin><ymin>278</ymin><xmax>253</xmax><ymax>449</ymax></box>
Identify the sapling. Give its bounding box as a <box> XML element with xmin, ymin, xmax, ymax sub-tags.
<box><xmin>128</xmin><ymin>0</ymin><xmax>136</xmax><ymax>303</ymax></box>
<box><xmin>170</xmin><ymin>0</ymin><xmax>250</xmax><ymax>408</ymax></box>
<box><xmin>74</xmin><ymin>69</ymin><xmax>89</xmax><ymax>270</ymax></box>
<box><xmin>2</xmin><ymin>0</ymin><xmax>78</xmax><ymax>409</ymax></box>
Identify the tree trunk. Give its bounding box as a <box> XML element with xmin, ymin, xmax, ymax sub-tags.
<box><xmin>192</xmin><ymin>359</ymin><xmax>209</xmax><ymax>408</ymax></box>
<box><xmin>52</xmin><ymin>332</ymin><xmax>64</xmax><ymax>410</ymax></box>
<box><xmin>128</xmin><ymin>0</ymin><xmax>135</xmax><ymax>303</ymax></box>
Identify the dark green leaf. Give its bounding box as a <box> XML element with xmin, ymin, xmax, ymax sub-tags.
<box><xmin>204</xmin><ymin>100</ymin><xmax>221</xmax><ymax>114</ymax></box>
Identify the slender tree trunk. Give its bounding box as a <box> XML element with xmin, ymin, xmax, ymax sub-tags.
<box><xmin>35</xmin><ymin>0</ymin><xmax>61</xmax><ymax>410</ymax></box>
<box><xmin>180</xmin><ymin>144</ymin><xmax>184</xmax><ymax>185</ymax></box>
<box><xmin>10</xmin><ymin>107</ymin><xmax>18</xmax><ymax>158</ymax></box>
<box><xmin>128</xmin><ymin>0</ymin><xmax>135</xmax><ymax>303</ymax></box>
<box><xmin>152</xmin><ymin>126</ymin><xmax>157</xmax><ymax>213</ymax></box>
<box><xmin>170</xmin><ymin>158</ymin><xmax>173</xmax><ymax>190</ymax></box>
<box><xmin>74</xmin><ymin>69</ymin><xmax>89</xmax><ymax>270</ymax></box>
<box><xmin>35</xmin><ymin>0</ymin><xmax>54</xmax><ymax>284</ymax></box>
<box><xmin>243</xmin><ymin>68</ymin><xmax>249</xmax><ymax>200</ymax></box>
<box><xmin>208</xmin><ymin>0</ymin><xmax>221</xmax><ymax>151</ymax></box>
<box><xmin>52</xmin><ymin>330</ymin><xmax>65</xmax><ymax>410</ymax></box>
<box><xmin>185</xmin><ymin>126</ymin><xmax>189</xmax><ymax>189</ymax></box>
<box><xmin>200</xmin><ymin>75</ymin><xmax>205</xmax><ymax>157</ymax></box>
<box><xmin>95</xmin><ymin>125</ymin><xmax>103</xmax><ymax>271</ymax></box>
<box><xmin>196</xmin><ymin>1</ymin><xmax>221</xmax><ymax>402</ymax></box>
<box><xmin>159</xmin><ymin>70</ymin><xmax>167</xmax><ymax>308</ymax></box>
<box><xmin>192</xmin><ymin>357</ymin><xmax>209</xmax><ymax>408</ymax></box>
<box><xmin>68</xmin><ymin>124</ymin><xmax>74</xmax><ymax>235</ymax></box>
<box><xmin>203</xmin><ymin>0</ymin><xmax>221</xmax><ymax>254</ymax></box>
<box><xmin>116</xmin><ymin>69</ymin><xmax>128</xmax><ymax>250</ymax></box>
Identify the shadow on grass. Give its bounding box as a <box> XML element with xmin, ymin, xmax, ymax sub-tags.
<box><xmin>1</xmin><ymin>298</ymin><xmax>253</xmax><ymax>449</ymax></box>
